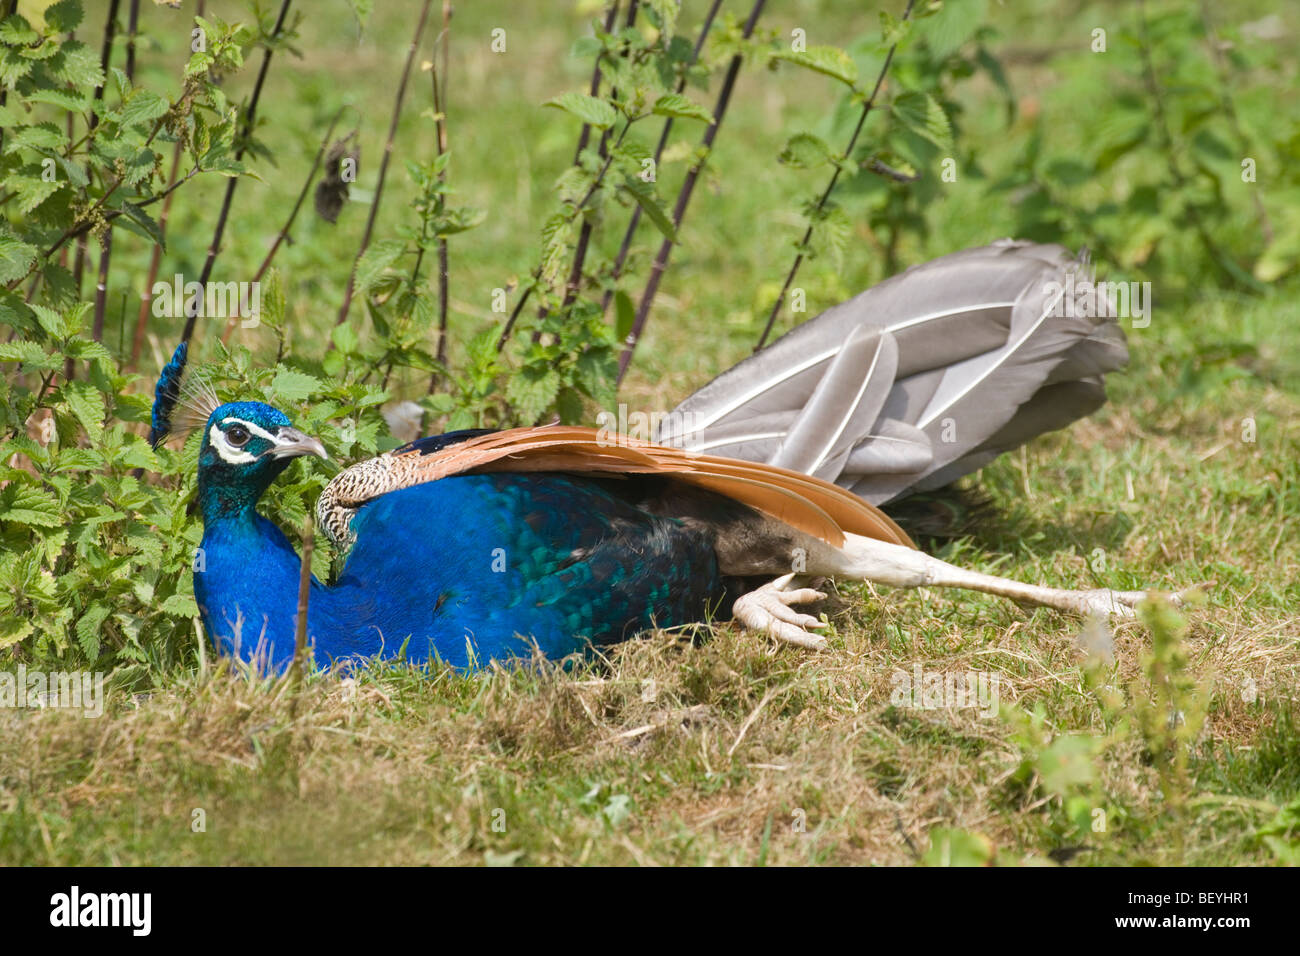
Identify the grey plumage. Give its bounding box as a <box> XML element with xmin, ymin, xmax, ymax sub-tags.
<box><xmin>657</xmin><ymin>240</ymin><xmax>1128</xmax><ymax>504</ymax></box>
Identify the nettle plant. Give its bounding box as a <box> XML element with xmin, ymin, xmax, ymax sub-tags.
<box><xmin>0</xmin><ymin>2</ymin><xmax>279</xmax><ymax>670</ymax></box>
<box><xmin>351</xmin><ymin>2</ymin><xmax>986</xmax><ymax>428</ymax></box>
<box><xmin>996</xmin><ymin>2</ymin><xmax>1298</xmax><ymax>295</ymax></box>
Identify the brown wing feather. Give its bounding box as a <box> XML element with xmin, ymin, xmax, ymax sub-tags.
<box><xmin>317</xmin><ymin>425</ymin><xmax>915</xmax><ymax>550</ymax></box>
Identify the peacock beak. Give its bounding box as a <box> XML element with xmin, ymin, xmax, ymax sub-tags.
<box><xmin>269</xmin><ymin>427</ymin><xmax>329</xmax><ymax>461</ymax></box>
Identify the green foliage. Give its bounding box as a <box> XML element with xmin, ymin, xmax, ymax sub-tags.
<box><xmin>0</xmin><ymin>3</ymin><xmax>282</xmax><ymax>671</ymax></box>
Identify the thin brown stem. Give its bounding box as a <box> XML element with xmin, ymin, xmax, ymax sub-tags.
<box><xmin>600</xmin><ymin>0</ymin><xmax>722</xmax><ymax>319</ymax></box>
<box><xmin>617</xmin><ymin>0</ymin><xmax>765</xmax><ymax>383</ymax></box>
<box><xmin>429</xmin><ymin>0</ymin><xmax>454</xmax><ymax>390</ymax></box>
<box><xmin>334</xmin><ymin>0</ymin><xmax>435</xmax><ymax>330</ymax></box>
<box><xmin>90</xmin><ymin>0</ymin><xmax>122</xmax><ymax>344</ymax></box>
<box><xmin>181</xmin><ymin>0</ymin><xmax>294</xmax><ymax>346</ymax></box>
<box><xmin>290</xmin><ymin>515</ymin><xmax>314</xmax><ymax>699</ymax></box>
<box><xmin>753</xmin><ymin>0</ymin><xmax>916</xmax><ymax>351</ymax></box>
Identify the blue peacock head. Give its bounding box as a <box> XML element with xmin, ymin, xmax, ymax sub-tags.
<box><xmin>150</xmin><ymin>343</ymin><xmax>327</xmax><ymax>519</ymax></box>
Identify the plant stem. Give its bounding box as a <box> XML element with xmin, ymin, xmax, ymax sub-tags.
<box><xmin>334</xmin><ymin>0</ymin><xmax>434</xmax><ymax>330</ymax></box>
<box><xmin>181</xmin><ymin>0</ymin><xmax>294</xmax><ymax>346</ymax></box>
<box><xmin>617</xmin><ymin>0</ymin><xmax>766</xmax><ymax>383</ymax></box>
<box><xmin>290</xmin><ymin>515</ymin><xmax>314</xmax><ymax>701</ymax></box>
<box><xmin>557</xmin><ymin>1</ymin><xmax>638</xmax><ymax>318</ymax></box>
<box><xmin>90</xmin><ymin>0</ymin><xmax>122</xmax><ymax>344</ymax></box>
<box><xmin>429</xmin><ymin>0</ymin><xmax>454</xmax><ymax>391</ymax></box>
<box><xmin>753</xmin><ymin>0</ymin><xmax>916</xmax><ymax>351</ymax></box>
<box><xmin>600</xmin><ymin>0</ymin><xmax>722</xmax><ymax>320</ymax></box>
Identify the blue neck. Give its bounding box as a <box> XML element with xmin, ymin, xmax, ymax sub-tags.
<box><xmin>194</xmin><ymin>508</ymin><xmax>323</xmax><ymax>671</ymax></box>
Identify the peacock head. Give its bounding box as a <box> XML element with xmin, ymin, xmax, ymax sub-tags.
<box><xmin>197</xmin><ymin>402</ymin><xmax>327</xmax><ymax>519</ymax></box>
<box><xmin>150</xmin><ymin>343</ymin><xmax>328</xmax><ymax>520</ymax></box>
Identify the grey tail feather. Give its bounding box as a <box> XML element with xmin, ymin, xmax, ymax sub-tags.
<box><xmin>657</xmin><ymin>239</ymin><xmax>1128</xmax><ymax>505</ymax></box>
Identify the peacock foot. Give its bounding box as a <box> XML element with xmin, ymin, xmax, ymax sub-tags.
<box><xmin>733</xmin><ymin>573</ymin><xmax>830</xmax><ymax>650</ymax></box>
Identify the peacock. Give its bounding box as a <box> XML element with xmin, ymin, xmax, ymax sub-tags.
<box><xmin>153</xmin><ymin>240</ymin><xmax>1174</xmax><ymax>673</ymax></box>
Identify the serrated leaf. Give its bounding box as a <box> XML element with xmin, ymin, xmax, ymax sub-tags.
<box><xmin>24</xmin><ymin>87</ymin><xmax>89</xmax><ymax>113</ymax></box>
<box><xmin>48</xmin><ymin>40</ymin><xmax>104</xmax><ymax>87</ymax></box>
<box><xmin>30</xmin><ymin>303</ymin><xmax>67</xmax><ymax>337</ymax></box>
<box><xmin>506</xmin><ymin>365</ymin><xmax>560</xmax><ymax>423</ymax></box>
<box><xmin>892</xmin><ymin>90</ymin><xmax>953</xmax><ymax>150</ymax></box>
<box><xmin>772</xmin><ymin>46</ymin><xmax>858</xmax><ymax>87</ymax></box>
<box><xmin>0</xmin><ymin>485</ymin><xmax>63</xmax><ymax>527</ymax></box>
<box><xmin>3</xmin><ymin>122</ymin><xmax>65</xmax><ymax>153</ymax></box>
<box><xmin>13</xmin><ymin>174</ymin><xmax>63</xmax><ymax>213</ymax></box>
<box><xmin>0</xmin><ymin>236</ymin><xmax>38</xmax><ymax>284</ymax></box>
<box><xmin>271</xmin><ymin>368</ymin><xmax>323</xmax><ymax>403</ymax></box>
<box><xmin>159</xmin><ymin>592</ymin><xmax>199</xmax><ymax>617</ymax></box>
<box><xmin>651</xmin><ymin>93</ymin><xmax>713</xmax><ymax>124</ymax></box>
<box><xmin>62</xmin><ymin>379</ymin><xmax>105</xmax><ymax>441</ymax></box>
<box><xmin>621</xmin><ymin>177</ymin><xmax>677</xmax><ymax>241</ymax></box>
<box><xmin>43</xmin><ymin>0</ymin><xmax>85</xmax><ymax>33</ymax></box>
<box><xmin>75</xmin><ymin>603</ymin><xmax>110</xmax><ymax>660</ymax></box>
<box><xmin>0</xmin><ymin>340</ymin><xmax>60</xmax><ymax>368</ymax></box>
<box><xmin>354</xmin><ymin>238</ymin><xmax>406</xmax><ymax>296</ymax></box>
<box><xmin>118</xmin><ymin>202</ymin><xmax>165</xmax><ymax>247</ymax></box>
<box><xmin>779</xmin><ymin>132</ymin><xmax>832</xmax><ymax>169</ymax></box>
<box><xmin>545</xmin><ymin>92</ymin><xmax>618</xmax><ymax>130</ymax></box>
<box><xmin>119</xmin><ymin>88</ymin><xmax>169</xmax><ymax>128</ymax></box>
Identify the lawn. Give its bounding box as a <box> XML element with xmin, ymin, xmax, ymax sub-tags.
<box><xmin>1</xmin><ymin>0</ymin><xmax>1297</xmax><ymax>865</ymax></box>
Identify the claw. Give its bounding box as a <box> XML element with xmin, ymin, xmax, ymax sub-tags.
<box><xmin>733</xmin><ymin>574</ymin><xmax>830</xmax><ymax>650</ymax></box>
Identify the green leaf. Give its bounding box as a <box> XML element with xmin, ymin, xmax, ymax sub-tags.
<box><xmin>646</xmin><ymin>0</ymin><xmax>679</xmax><ymax>39</ymax></box>
<box><xmin>506</xmin><ymin>365</ymin><xmax>560</xmax><ymax>423</ymax></box>
<box><xmin>75</xmin><ymin>603</ymin><xmax>109</xmax><ymax>660</ymax></box>
<box><xmin>772</xmin><ymin>46</ymin><xmax>858</xmax><ymax>88</ymax></box>
<box><xmin>919</xmin><ymin>0</ymin><xmax>987</xmax><ymax>60</ymax></box>
<box><xmin>0</xmin><ymin>485</ymin><xmax>63</xmax><ymax>528</ymax></box>
<box><xmin>271</xmin><ymin>368</ymin><xmax>323</xmax><ymax>403</ymax></box>
<box><xmin>621</xmin><ymin>177</ymin><xmax>677</xmax><ymax>241</ymax></box>
<box><xmin>354</xmin><ymin>238</ymin><xmax>406</xmax><ymax>296</ymax></box>
<box><xmin>892</xmin><ymin>90</ymin><xmax>953</xmax><ymax>150</ymax></box>
<box><xmin>545</xmin><ymin>92</ymin><xmax>618</xmax><ymax>130</ymax></box>
<box><xmin>43</xmin><ymin>0</ymin><xmax>85</xmax><ymax>34</ymax></box>
<box><xmin>24</xmin><ymin>87</ymin><xmax>90</xmax><ymax>112</ymax></box>
<box><xmin>61</xmin><ymin>379</ymin><xmax>106</xmax><ymax>441</ymax></box>
<box><xmin>4</xmin><ymin>122</ymin><xmax>64</xmax><ymax>153</ymax></box>
<box><xmin>159</xmin><ymin>592</ymin><xmax>199</xmax><ymax>618</ymax></box>
<box><xmin>614</xmin><ymin>290</ymin><xmax>635</xmax><ymax>343</ymax></box>
<box><xmin>30</xmin><ymin>303</ymin><xmax>67</xmax><ymax>338</ymax></box>
<box><xmin>12</xmin><ymin>173</ymin><xmax>63</xmax><ymax>213</ymax></box>
<box><xmin>0</xmin><ymin>340</ymin><xmax>60</xmax><ymax>369</ymax></box>
<box><xmin>48</xmin><ymin>39</ymin><xmax>104</xmax><ymax>87</ymax></box>
<box><xmin>117</xmin><ymin>202</ymin><xmax>165</xmax><ymax>247</ymax></box>
<box><xmin>119</xmin><ymin>88</ymin><xmax>169</xmax><ymax>128</ymax></box>
<box><xmin>651</xmin><ymin>93</ymin><xmax>713</xmax><ymax>124</ymax></box>
<box><xmin>778</xmin><ymin>132</ymin><xmax>832</xmax><ymax>169</ymax></box>
<box><xmin>922</xmin><ymin>828</ymin><xmax>995</xmax><ymax>867</ymax></box>
<box><xmin>0</xmin><ymin>236</ymin><xmax>38</xmax><ymax>284</ymax></box>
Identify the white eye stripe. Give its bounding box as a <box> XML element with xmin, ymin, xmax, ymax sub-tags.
<box><xmin>208</xmin><ymin>417</ymin><xmax>280</xmax><ymax>465</ymax></box>
<box><xmin>219</xmin><ymin>417</ymin><xmax>281</xmax><ymax>444</ymax></box>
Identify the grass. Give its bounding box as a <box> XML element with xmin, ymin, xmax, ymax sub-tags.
<box><xmin>2</xmin><ymin>0</ymin><xmax>1298</xmax><ymax>864</ymax></box>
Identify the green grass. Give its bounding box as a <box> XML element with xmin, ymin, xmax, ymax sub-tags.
<box><xmin>2</xmin><ymin>0</ymin><xmax>1298</xmax><ymax>865</ymax></box>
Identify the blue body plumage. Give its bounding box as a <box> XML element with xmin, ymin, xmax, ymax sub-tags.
<box><xmin>195</xmin><ymin>469</ymin><xmax>722</xmax><ymax>670</ymax></box>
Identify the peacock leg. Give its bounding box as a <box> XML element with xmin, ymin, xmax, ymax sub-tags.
<box><xmin>732</xmin><ymin>573</ymin><xmax>831</xmax><ymax>650</ymax></box>
<box><xmin>831</xmin><ymin>532</ymin><xmax>1180</xmax><ymax>619</ymax></box>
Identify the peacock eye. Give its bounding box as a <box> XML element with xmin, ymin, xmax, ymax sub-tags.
<box><xmin>226</xmin><ymin>424</ymin><xmax>251</xmax><ymax>447</ymax></box>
